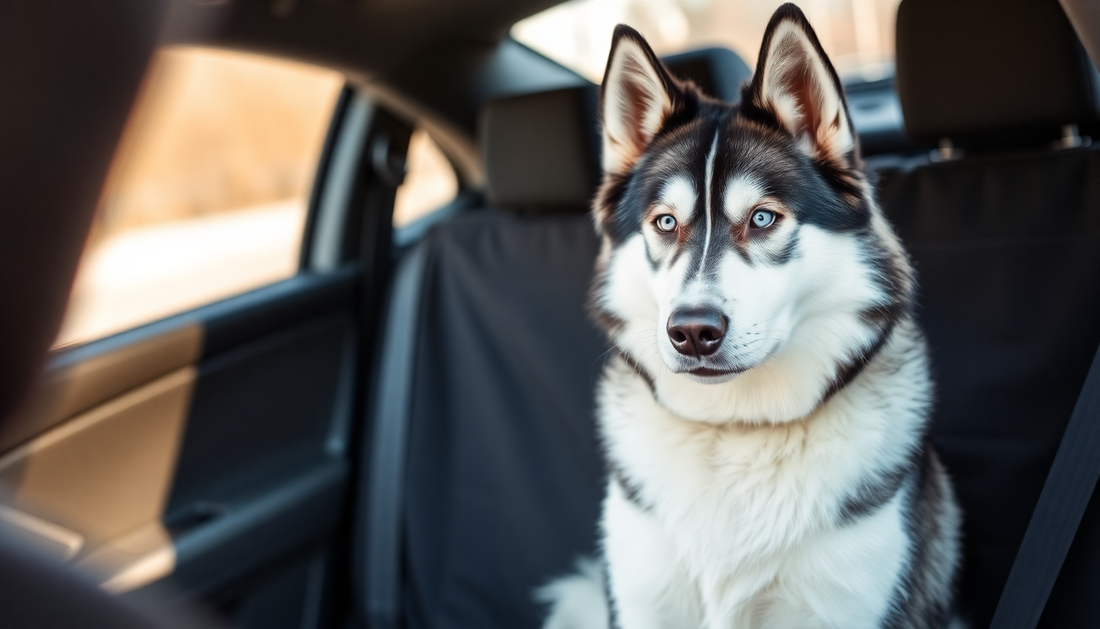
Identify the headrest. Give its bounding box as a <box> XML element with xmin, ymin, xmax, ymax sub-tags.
<box><xmin>896</xmin><ymin>0</ymin><xmax>1100</xmax><ymax>145</ymax></box>
<box><xmin>480</xmin><ymin>47</ymin><xmax>754</xmax><ymax>213</ymax></box>
<box><xmin>662</xmin><ymin>47</ymin><xmax>753</xmax><ymax>103</ymax></box>
<box><xmin>480</xmin><ymin>86</ymin><xmax>600</xmax><ymax>212</ymax></box>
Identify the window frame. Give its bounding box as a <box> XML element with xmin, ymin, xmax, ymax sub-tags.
<box><xmin>54</xmin><ymin>54</ymin><xmax>351</xmax><ymax>352</ymax></box>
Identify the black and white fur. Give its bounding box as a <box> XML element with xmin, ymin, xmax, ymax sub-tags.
<box><xmin>539</xmin><ymin>5</ymin><xmax>961</xmax><ymax>629</ymax></box>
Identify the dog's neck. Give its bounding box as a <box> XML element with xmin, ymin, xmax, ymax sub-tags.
<box><xmin>622</xmin><ymin>314</ymin><xmax>927</xmax><ymax>427</ymax></box>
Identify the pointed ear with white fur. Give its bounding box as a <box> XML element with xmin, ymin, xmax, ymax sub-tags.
<box><xmin>747</xmin><ymin>4</ymin><xmax>858</xmax><ymax>167</ymax></box>
<box><xmin>600</xmin><ymin>25</ymin><xmax>679</xmax><ymax>174</ymax></box>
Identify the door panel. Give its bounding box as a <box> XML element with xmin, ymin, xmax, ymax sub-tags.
<box><xmin>0</xmin><ymin>265</ymin><xmax>360</xmax><ymax>625</ymax></box>
<box><xmin>0</xmin><ymin>61</ymin><xmax>413</xmax><ymax>623</ymax></box>
<box><xmin>165</xmin><ymin>271</ymin><xmax>357</xmax><ymax>597</ymax></box>
<box><xmin>0</xmin><ymin>323</ymin><xmax>203</xmax><ymax>455</ymax></box>
<box><xmin>168</xmin><ymin>279</ymin><xmax>356</xmax><ymax>513</ymax></box>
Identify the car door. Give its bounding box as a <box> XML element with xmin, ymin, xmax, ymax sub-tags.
<box><xmin>0</xmin><ymin>46</ymin><xmax>412</xmax><ymax>629</ymax></box>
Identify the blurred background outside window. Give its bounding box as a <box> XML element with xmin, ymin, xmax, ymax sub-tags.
<box><xmin>56</xmin><ymin>47</ymin><xmax>344</xmax><ymax>348</ymax></box>
<box><xmin>513</xmin><ymin>0</ymin><xmax>900</xmax><ymax>83</ymax></box>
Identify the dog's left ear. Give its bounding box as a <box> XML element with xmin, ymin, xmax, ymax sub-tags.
<box><xmin>746</xmin><ymin>4</ymin><xmax>858</xmax><ymax>168</ymax></box>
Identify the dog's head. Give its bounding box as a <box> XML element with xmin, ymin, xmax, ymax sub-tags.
<box><xmin>590</xmin><ymin>4</ymin><xmax>914</xmax><ymax>424</ymax></box>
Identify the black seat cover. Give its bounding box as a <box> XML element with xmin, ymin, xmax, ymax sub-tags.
<box><xmin>403</xmin><ymin>211</ymin><xmax>604</xmax><ymax>628</ymax></box>
<box><xmin>400</xmin><ymin>75</ymin><xmax>605</xmax><ymax>628</ymax></box>
<box><xmin>878</xmin><ymin>148</ymin><xmax>1100</xmax><ymax>628</ymax></box>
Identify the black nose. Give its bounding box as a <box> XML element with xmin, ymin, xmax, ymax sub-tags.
<box><xmin>667</xmin><ymin>307</ymin><xmax>727</xmax><ymax>357</ymax></box>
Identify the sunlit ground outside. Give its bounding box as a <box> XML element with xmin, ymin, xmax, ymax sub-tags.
<box><xmin>57</xmin><ymin>131</ymin><xmax>458</xmax><ymax>346</ymax></box>
<box><xmin>56</xmin><ymin>48</ymin><xmax>344</xmax><ymax>348</ymax></box>
<box><xmin>57</xmin><ymin>202</ymin><xmax>306</xmax><ymax>345</ymax></box>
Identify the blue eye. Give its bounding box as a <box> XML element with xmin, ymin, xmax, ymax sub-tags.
<box><xmin>656</xmin><ymin>214</ymin><xmax>678</xmax><ymax>232</ymax></box>
<box><xmin>750</xmin><ymin>209</ymin><xmax>776</xmax><ymax>229</ymax></box>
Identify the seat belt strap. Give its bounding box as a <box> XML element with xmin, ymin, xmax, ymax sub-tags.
<box><xmin>989</xmin><ymin>341</ymin><xmax>1100</xmax><ymax>629</ymax></box>
<box><xmin>363</xmin><ymin>242</ymin><xmax>429</xmax><ymax>629</ymax></box>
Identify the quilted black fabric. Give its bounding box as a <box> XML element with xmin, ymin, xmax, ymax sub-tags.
<box><xmin>403</xmin><ymin>211</ymin><xmax>606</xmax><ymax>628</ymax></box>
<box><xmin>876</xmin><ymin>146</ymin><xmax>1100</xmax><ymax>627</ymax></box>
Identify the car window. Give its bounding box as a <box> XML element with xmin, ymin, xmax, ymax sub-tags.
<box><xmin>393</xmin><ymin>128</ymin><xmax>458</xmax><ymax>227</ymax></box>
<box><xmin>513</xmin><ymin>0</ymin><xmax>900</xmax><ymax>83</ymax></box>
<box><xmin>55</xmin><ymin>46</ymin><xmax>344</xmax><ymax>348</ymax></box>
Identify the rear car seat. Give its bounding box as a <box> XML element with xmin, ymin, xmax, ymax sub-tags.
<box><xmin>373</xmin><ymin>9</ymin><xmax>1100</xmax><ymax>625</ymax></box>
<box><xmin>389</xmin><ymin>85</ymin><xmax>605</xmax><ymax>629</ymax></box>
<box><xmin>876</xmin><ymin>0</ymin><xmax>1100</xmax><ymax>625</ymax></box>
<box><xmin>400</xmin><ymin>86</ymin><xmax>605</xmax><ymax>628</ymax></box>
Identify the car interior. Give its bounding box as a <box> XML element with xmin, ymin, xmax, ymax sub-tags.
<box><xmin>1</xmin><ymin>0</ymin><xmax>1099</xmax><ymax>628</ymax></box>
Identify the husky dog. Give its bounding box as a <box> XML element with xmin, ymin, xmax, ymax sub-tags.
<box><xmin>539</xmin><ymin>5</ymin><xmax>961</xmax><ymax>629</ymax></box>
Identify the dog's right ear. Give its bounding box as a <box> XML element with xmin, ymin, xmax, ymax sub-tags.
<box><xmin>600</xmin><ymin>25</ymin><xmax>679</xmax><ymax>175</ymax></box>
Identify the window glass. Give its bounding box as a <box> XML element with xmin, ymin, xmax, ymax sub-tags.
<box><xmin>512</xmin><ymin>0</ymin><xmax>900</xmax><ymax>83</ymax></box>
<box><xmin>393</xmin><ymin>129</ymin><xmax>459</xmax><ymax>227</ymax></box>
<box><xmin>56</xmin><ymin>47</ymin><xmax>344</xmax><ymax>348</ymax></box>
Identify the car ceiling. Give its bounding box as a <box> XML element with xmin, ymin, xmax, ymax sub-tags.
<box><xmin>167</xmin><ymin>0</ymin><xmax>561</xmax><ymax>67</ymax></box>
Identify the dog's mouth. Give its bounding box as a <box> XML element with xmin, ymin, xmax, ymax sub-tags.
<box><xmin>671</xmin><ymin>364</ymin><xmax>753</xmax><ymax>384</ymax></box>
<box><xmin>687</xmin><ymin>366</ymin><xmax>745</xmax><ymax>377</ymax></box>
<box><xmin>658</xmin><ymin>334</ymin><xmax>780</xmax><ymax>383</ymax></box>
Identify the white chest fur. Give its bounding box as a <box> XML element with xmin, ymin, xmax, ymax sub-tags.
<box><xmin>597</xmin><ymin>325</ymin><xmax>931</xmax><ymax>628</ymax></box>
